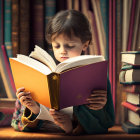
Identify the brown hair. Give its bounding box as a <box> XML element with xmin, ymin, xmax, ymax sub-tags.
<box><xmin>45</xmin><ymin>10</ymin><xmax>92</xmax><ymax>44</ymax></box>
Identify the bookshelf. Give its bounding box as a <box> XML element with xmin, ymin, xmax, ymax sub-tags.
<box><xmin>0</xmin><ymin>0</ymin><xmax>140</xmax><ymax>126</ymax></box>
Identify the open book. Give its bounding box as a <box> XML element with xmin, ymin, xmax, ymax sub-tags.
<box><xmin>9</xmin><ymin>45</ymin><xmax>108</xmax><ymax>110</ymax></box>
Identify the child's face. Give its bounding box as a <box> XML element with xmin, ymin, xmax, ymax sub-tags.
<box><xmin>51</xmin><ymin>33</ymin><xmax>89</xmax><ymax>62</ymax></box>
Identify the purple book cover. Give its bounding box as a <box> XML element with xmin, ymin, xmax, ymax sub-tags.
<box><xmin>59</xmin><ymin>61</ymin><xmax>108</xmax><ymax>109</ymax></box>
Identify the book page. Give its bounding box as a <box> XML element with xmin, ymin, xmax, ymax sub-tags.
<box><xmin>29</xmin><ymin>45</ymin><xmax>56</xmax><ymax>71</ymax></box>
<box><xmin>37</xmin><ymin>104</ymin><xmax>73</xmax><ymax>122</ymax></box>
<box><xmin>16</xmin><ymin>54</ymin><xmax>52</xmax><ymax>75</ymax></box>
<box><xmin>55</xmin><ymin>55</ymin><xmax>105</xmax><ymax>73</ymax></box>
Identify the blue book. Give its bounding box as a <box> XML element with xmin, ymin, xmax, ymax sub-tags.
<box><xmin>4</xmin><ymin>0</ymin><xmax>13</xmax><ymax>57</ymax></box>
<box><xmin>44</xmin><ymin>0</ymin><xmax>56</xmax><ymax>26</ymax></box>
<box><xmin>0</xmin><ymin>0</ymin><xmax>3</xmax><ymax>45</ymax></box>
<box><xmin>100</xmin><ymin>0</ymin><xmax>109</xmax><ymax>59</ymax></box>
<box><xmin>122</xmin><ymin>122</ymin><xmax>140</xmax><ymax>134</ymax></box>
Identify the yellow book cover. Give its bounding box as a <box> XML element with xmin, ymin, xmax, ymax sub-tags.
<box><xmin>9</xmin><ymin>45</ymin><xmax>108</xmax><ymax>110</ymax></box>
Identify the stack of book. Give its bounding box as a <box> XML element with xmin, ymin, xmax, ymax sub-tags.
<box><xmin>119</xmin><ymin>51</ymin><xmax>140</xmax><ymax>134</ymax></box>
<box><xmin>0</xmin><ymin>98</ymin><xmax>16</xmax><ymax>126</ymax></box>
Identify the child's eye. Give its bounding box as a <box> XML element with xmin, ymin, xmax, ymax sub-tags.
<box><xmin>54</xmin><ymin>45</ymin><xmax>60</xmax><ymax>49</ymax></box>
<box><xmin>65</xmin><ymin>45</ymin><xmax>75</xmax><ymax>49</ymax></box>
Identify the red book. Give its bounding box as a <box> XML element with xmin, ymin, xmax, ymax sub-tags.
<box><xmin>122</xmin><ymin>84</ymin><xmax>140</xmax><ymax>93</ymax></box>
<box><xmin>0</xmin><ymin>108</ymin><xmax>15</xmax><ymax>114</ymax></box>
<box><xmin>1</xmin><ymin>45</ymin><xmax>16</xmax><ymax>92</ymax></box>
<box><xmin>122</xmin><ymin>101</ymin><xmax>140</xmax><ymax>114</ymax></box>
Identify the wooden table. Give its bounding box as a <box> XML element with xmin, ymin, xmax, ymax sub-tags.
<box><xmin>0</xmin><ymin>126</ymin><xmax>140</xmax><ymax>140</ymax></box>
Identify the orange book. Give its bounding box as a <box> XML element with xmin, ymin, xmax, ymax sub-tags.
<box><xmin>9</xmin><ymin>45</ymin><xmax>108</xmax><ymax>110</ymax></box>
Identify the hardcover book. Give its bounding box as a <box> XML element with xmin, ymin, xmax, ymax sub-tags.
<box><xmin>121</xmin><ymin>64</ymin><xmax>140</xmax><ymax>70</ymax></box>
<box><xmin>119</xmin><ymin>69</ymin><xmax>140</xmax><ymax>84</ymax></box>
<box><xmin>122</xmin><ymin>121</ymin><xmax>140</xmax><ymax>134</ymax></box>
<box><xmin>121</xmin><ymin>51</ymin><xmax>140</xmax><ymax>65</ymax></box>
<box><xmin>122</xmin><ymin>101</ymin><xmax>140</xmax><ymax>114</ymax></box>
<box><xmin>126</xmin><ymin>92</ymin><xmax>140</xmax><ymax>105</ymax></box>
<box><xmin>128</xmin><ymin>109</ymin><xmax>140</xmax><ymax>126</ymax></box>
<box><xmin>9</xmin><ymin>46</ymin><xmax>108</xmax><ymax>110</ymax></box>
<box><xmin>122</xmin><ymin>102</ymin><xmax>140</xmax><ymax>126</ymax></box>
<box><xmin>0</xmin><ymin>98</ymin><xmax>15</xmax><ymax>126</ymax></box>
<box><xmin>11</xmin><ymin>0</ymin><xmax>19</xmax><ymax>57</ymax></box>
<box><xmin>122</xmin><ymin>84</ymin><xmax>140</xmax><ymax>93</ymax></box>
<box><xmin>4</xmin><ymin>0</ymin><xmax>13</xmax><ymax>57</ymax></box>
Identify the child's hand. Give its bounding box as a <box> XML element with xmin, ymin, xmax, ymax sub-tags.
<box><xmin>49</xmin><ymin>109</ymin><xmax>73</xmax><ymax>134</ymax></box>
<box><xmin>86</xmin><ymin>90</ymin><xmax>107</xmax><ymax>110</ymax></box>
<box><xmin>16</xmin><ymin>87</ymin><xmax>40</xmax><ymax>114</ymax></box>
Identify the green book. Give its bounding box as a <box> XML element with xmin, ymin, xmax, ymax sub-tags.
<box><xmin>122</xmin><ymin>122</ymin><xmax>140</xmax><ymax>134</ymax></box>
<box><xmin>121</xmin><ymin>64</ymin><xmax>140</xmax><ymax>70</ymax></box>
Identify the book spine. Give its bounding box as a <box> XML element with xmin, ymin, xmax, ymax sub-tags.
<box><xmin>135</xmin><ymin>14</ymin><xmax>140</xmax><ymax>51</ymax></box>
<box><xmin>127</xmin><ymin>0</ymin><xmax>136</xmax><ymax>51</ymax></box>
<box><xmin>47</xmin><ymin>73</ymin><xmax>60</xmax><ymax>110</ymax></box>
<box><xmin>0</xmin><ymin>98</ymin><xmax>16</xmax><ymax>108</ymax></box>
<box><xmin>0</xmin><ymin>0</ymin><xmax>1</xmax><ymax>46</ymax></box>
<box><xmin>44</xmin><ymin>0</ymin><xmax>56</xmax><ymax>27</ymax></box>
<box><xmin>122</xmin><ymin>84</ymin><xmax>140</xmax><ymax>93</ymax></box>
<box><xmin>122</xmin><ymin>0</ymin><xmax>132</xmax><ymax>51</ymax></box>
<box><xmin>30</xmin><ymin>0</ymin><xmax>45</xmax><ymax>51</ymax></box>
<box><xmin>121</xmin><ymin>64</ymin><xmax>140</xmax><ymax>70</ymax></box>
<box><xmin>126</xmin><ymin>92</ymin><xmax>140</xmax><ymax>105</ymax></box>
<box><xmin>131</xmin><ymin>0</ymin><xmax>140</xmax><ymax>51</ymax></box>
<box><xmin>91</xmin><ymin>0</ymin><xmax>105</xmax><ymax>57</ymax></box>
<box><xmin>122</xmin><ymin>122</ymin><xmax>140</xmax><ymax>134</ymax></box>
<box><xmin>67</xmin><ymin>0</ymin><xmax>72</xmax><ymax>10</ymax></box>
<box><xmin>1</xmin><ymin>45</ymin><xmax>16</xmax><ymax>93</ymax></box>
<box><xmin>4</xmin><ymin>0</ymin><xmax>12</xmax><ymax>57</ymax></box>
<box><xmin>73</xmin><ymin>0</ymin><xmax>79</xmax><ymax>11</ymax></box>
<box><xmin>19</xmin><ymin>0</ymin><xmax>30</xmax><ymax>55</ymax></box>
<box><xmin>0</xmin><ymin>74</ymin><xmax>7</xmax><ymax>98</ymax></box>
<box><xmin>0</xmin><ymin>108</ymin><xmax>15</xmax><ymax>114</ymax></box>
<box><xmin>122</xmin><ymin>101</ymin><xmax>140</xmax><ymax>113</ymax></box>
<box><xmin>96</xmin><ymin>0</ymin><xmax>106</xmax><ymax>56</ymax></box>
<box><xmin>81</xmin><ymin>0</ymin><xmax>89</xmax><ymax>55</ymax></box>
<box><xmin>112</xmin><ymin>0</ymin><xmax>116</xmax><ymax>109</ymax></box>
<box><xmin>11</xmin><ymin>0</ymin><xmax>19</xmax><ymax>57</ymax></box>
<box><xmin>115</xmin><ymin>0</ymin><xmax>123</xmax><ymax>125</ymax></box>
<box><xmin>0</xmin><ymin>46</ymin><xmax>15</xmax><ymax>98</ymax></box>
<box><xmin>0</xmin><ymin>111</ymin><xmax>13</xmax><ymax>126</ymax></box>
<box><xmin>100</xmin><ymin>0</ymin><xmax>109</xmax><ymax>59</ymax></box>
<box><xmin>0</xmin><ymin>0</ymin><xmax>4</xmax><ymax>45</ymax></box>
<box><xmin>88</xmin><ymin>10</ymin><xmax>100</xmax><ymax>55</ymax></box>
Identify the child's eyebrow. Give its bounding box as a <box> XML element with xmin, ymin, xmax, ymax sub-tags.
<box><xmin>53</xmin><ymin>40</ymin><xmax>78</xmax><ymax>44</ymax></box>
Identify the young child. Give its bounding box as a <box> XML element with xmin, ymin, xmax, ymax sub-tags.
<box><xmin>11</xmin><ymin>10</ymin><xmax>115</xmax><ymax>135</ymax></box>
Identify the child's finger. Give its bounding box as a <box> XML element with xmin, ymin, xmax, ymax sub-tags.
<box><xmin>19</xmin><ymin>94</ymin><xmax>32</xmax><ymax>103</ymax></box>
<box><xmin>92</xmin><ymin>90</ymin><xmax>107</xmax><ymax>94</ymax></box>
<box><xmin>87</xmin><ymin>96</ymin><xmax>106</xmax><ymax>101</ymax></box>
<box><xmin>17</xmin><ymin>91</ymin><xmax>30</xmax><ymax>99</ymax></box>
<box><xmin>16</xmin><ymin>87</ymin><xmax>25</xmax><ymax>95</ymax></box>
<box><xmin>90</xmin><ymin>93</ymin><xmax>107</xmax><ymax>97</ymax></box>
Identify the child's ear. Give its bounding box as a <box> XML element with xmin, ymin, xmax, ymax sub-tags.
<box><xmin>82</xmin><ymin>41</ymin><xmax>89</xmax><ymax>51</ymax></box>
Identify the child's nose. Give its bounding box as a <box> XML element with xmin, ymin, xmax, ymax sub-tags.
<box><xmin>60</xmin><ymin>46</ymin><xmax>67</xmax><ymax>54</ymax></box>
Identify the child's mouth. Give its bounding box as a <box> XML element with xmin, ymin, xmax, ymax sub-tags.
<box><xmin>61</xmin><ymin>57</ymin><xmax>69</xmax><ymax>60</ymax></box>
